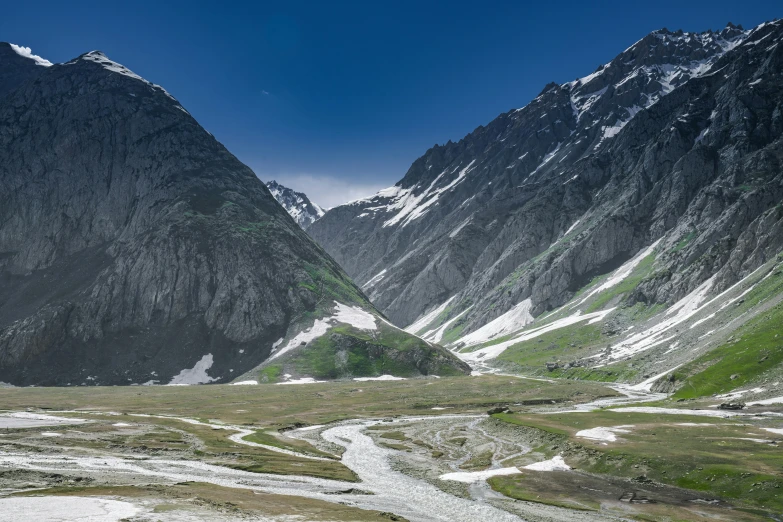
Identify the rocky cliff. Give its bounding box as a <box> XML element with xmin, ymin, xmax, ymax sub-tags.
<box><xmin>309</xmin><ymin>21</ymin><xmax>783</xmax><ymax>390</ymax></box>
<box><xmin>265</xmin><ymin>180</ymin><xmax>324</xmax><ymax>230</ymax></box>
<box><xmin>0</xmin><ymin>43</ymin><xmax>468</xmax><ymax>386</ymax></box>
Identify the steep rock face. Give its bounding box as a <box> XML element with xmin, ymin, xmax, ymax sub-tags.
<box><xmin>309</xmin><ymin>22</ymin><xmax>783</xmax><ymax>340</ymax></box>
<box><xmin>265</xmin><ymin>180</ymin><xmax>325</xmax><ymax>230</ymax></box>
<box><xmin>0</xmin><ymin>46</ymin><xmax>468</xmax><ymax>385</ymax></box>
<box><xmin>0</xmin><ymin>43</ymin><xmax>49</xmax><ymax>98</ymax></box>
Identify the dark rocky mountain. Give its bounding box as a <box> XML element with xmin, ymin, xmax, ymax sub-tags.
<box><xmin>0</xmin><ymin>43</ymin><xmax>468</xmax><ymax>386</ymax></box>
<box><xmin>265</xmin><ymin>180</ymin><xmax>325</xmax><ymax>230</ymax></box>
<box><xmin>309</xmin><ymin>21</ymin><xmax>783</xmax><ymax>386</ymax></box>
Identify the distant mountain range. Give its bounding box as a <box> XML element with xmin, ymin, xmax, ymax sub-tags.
<box><xmin>0</xmin><ymin>43</ymin><xmax>468</xmax><ymax>386</ymax></box>
<box><xmin>308</xmin><ymin>21</ymin><xmax>783</xmax><ymax>393</ymax></box>
<box><xmin>265</xmin><ymin>180</ymin><xmax>325</xmax><ymax>230</ymax></box>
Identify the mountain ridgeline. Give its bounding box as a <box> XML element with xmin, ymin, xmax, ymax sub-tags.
<box><xmin>0</xmin><ymin>44</ymin><xmax>469</xmax><ymax>386</ymax></box>
<box><xmin>309</xmin><ymin>21</ymin><xmax>783</xmax><ymax>391</ymax></box>
<box><xmin>265</xmin><ymin>180</ymin><xmax>325</xmax><ymax>230</ymax></box>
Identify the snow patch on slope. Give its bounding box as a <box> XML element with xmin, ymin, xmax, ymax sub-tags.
<box><xmin>577</xmin><ymin>239</ymin><xmax>661</xmax><ymax>305</ymax></box>
<box><xmin>383</xmin><ymin>160</ymin><xmax>477</xmax><ymax>228</ymax></box>
<box><xmin>80</xmin><ymin>51</ymin><xmax>176</xmax><ymax>100</ymax></box>
<box><xmin>168</xmin><ymin>354</ymin><xmax>217</xmax><ymax>385</ymax></box>
<box><xmin>439</xmin><ymin>467</ymin><xmax>520</xmax><ymax>483</ymax></box>
<box><xmin>576</xmin><ymin>425</ymin><xmax>634</xmax><ymax>442</ymax></box>
<box><xmin>405</xmin><ymin>296</ymin><xmax>457</xmax><ymax>335</ymax></box>
<box><xmin>459</xmin><ymin>308</ymin><xmax>615</xmax><ymax>362</ymax></box>
<box><xmin>269</xmin><ymin>302</ymin><xmax>378</xmax><ymax>361</ymax></box>
<box><xmin>523</xmin><ymin>455</ymin><xmax>571</xmax><ymax>471</ymax></box>
<box><xmin>458</xmin><ymin>299</ymin><xmax>534</xmax><ymax>348</ymax></box>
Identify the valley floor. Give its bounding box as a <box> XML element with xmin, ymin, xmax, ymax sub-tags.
<box><xmin>0</xmin><ymin>376</ymin><xmax>781</xmax><ymax>521</ymax></box>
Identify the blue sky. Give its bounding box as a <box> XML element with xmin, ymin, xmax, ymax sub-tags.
<box><xmin>2</xmin><ymin>1</ymin><xmax>779</xmax><ymax>207</ymax></box>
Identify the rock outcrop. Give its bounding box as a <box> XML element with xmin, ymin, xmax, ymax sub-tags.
<box><xmin>309</xmin><ymin>21</ymin><xmax>783</xmax><ymax>340</ymax></box>
<box><xmin>265</xmin><ymin>180</ymin><xmax>325</xmax><ymax>230</ymax></box>
<box><xmin>0</xmin><ymin>44</ymin><xmax>468</xmax><ymax>385</ymax></box>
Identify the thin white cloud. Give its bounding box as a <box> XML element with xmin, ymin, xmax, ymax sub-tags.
<box><xmin>263</xmin><ymin>173</ymin><xmax>388</xmax><ymax>209</ymax></box>
<box><xmin>9</xmin><ymin>44</ymin><xmax>53</xmax><ymax>67</ymax></box>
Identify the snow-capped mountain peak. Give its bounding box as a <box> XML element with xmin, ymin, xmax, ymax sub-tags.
<box><xmin>265</xmin><ymin>180</ymin><xmax>325</xmax><ymax>230</ymax></box>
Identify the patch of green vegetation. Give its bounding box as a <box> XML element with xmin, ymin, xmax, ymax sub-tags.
<box><xmin>439</xmin><ymin>322</ymin><xmax>466</xmax><ymax>345</ymax></box>
<box><xmin>14</xmin><ymin>482</ymin><xmax>392</xmax><ymax>521</ymax></box>
<box><xmin>379</xmin><ymin>431</ymin><xmax>408</xmax><ymax>441</ymax></box>
<box><xmin>495</xmin><ymin>323</ymin><xmax>603</xmax><ymax>372</ymax></box>
<box><xmin>258</xmin><ymin>365</ymin><xmax>281</xmax><ymax>383</ymax></box>
<box><xmin>277</xmin><ymin>320</ymin><xmax>466</xmax><ymax>380</ymax></box>
<box><xmin>625</xmin><ymin>301</ymin><xmax>666</xmax><ymax>322</ymax></box>
<box><xmin>378</xmin><ymin>442</ymin><xmax>410</xmax><ymax>451</ymax></box>
<box><xmin>243</xmin><ymin>431</ymin><xmax>335</xmax><ymax>459</ymax></box>
<box><xmin>547</xmin><ymin>364</ymin><xmax>638</xmax><ymax>383</ymax></box>
<box><xmin>447</xmin><ymin>437</ymin><xmax>468</xmax><ymax>446</ymax></box>
<box><xmin>302</xmin><ymin>263</ymin><xmax>367</xmax><ymax>310</ymax></box>
<box><xmin>488</xmin><ymin>476</ymin><xmax>599</xmax><ymax>512</ymax></box>
<box><xmin>673</xmin><ymin>231</ymin><xmax>697</xmax><ymax>252</ymax></box>
<box><xmin>491</xmin><ymin>413</ymin><xmax>570</xmax><ymax>436</ymax></box>
<box><xmin>493</xmin><ymin>410</ymin><xmax>783</xmax><ymax>517</ymax></box>
<box><xmin>585</xmin><ymin>253</ymin><xmax>655</xmax><ymax>313</ymax></box>
<box><xmin>460</xmin><ymin>449</ymin><xmax>493</xmax><ymax>470</ymax></box>
<box><xmin>234</xmin><ymin>221</ymin><xmax>271</xmax><ymax>235</ymax></box>
<box><xmin>673</xmin><ymin>300</ymin><xmax>783</xmax><ymax>399</ymax></box>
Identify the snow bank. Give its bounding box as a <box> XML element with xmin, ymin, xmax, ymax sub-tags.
<box><xmin>230</xmin><ymin>380</ymin><xmax>258</xmax><ymax>386</ymax></box>
<box><xmin>602</xmin><ymin>264</ymin><xmax>769</xmax><ymax>362</ymax></box>
<box><xmin>362</xmin><ymin>269</ymin><xmax>387</xmax><ymax>289</ymax></box>
<box><xmin>628</xmin><ymin>365</ymin><xmax>682</xmax><ymax>392</ymax></box>
<box><xmin>523</xmin><ymin>455</ymin><xmax>571</xmax><ymax>471</ymax></box>
<box><xmin>353</xmin><ymin>375</ymin><xmax>406</xmax><ymax>382</ymax></box>
<box><xmin>275</xmin><ymin>377</ymin><xmax>326</xmax><ymax>385</ymax></box>
<box><xmin>168</xmin><ymin>354</ymin><xmax>217</xmax><ymax>385</ymax></box>
<box><xmin>421</xmin><ymin>306</ymin><xmax>472</xmax><ymax>343</ymax></box>
<box><xmin>762</xmin><ymin>428</ymin><xmax>783</xmax><ymax>435</ymax></box>
<box><xmin>0</xmin><ymin>497</ymin><xmax>139</xmax><ymax>522</ymax></box>
<box><xmin>270</xmin><ymin>302</ymin><xmax>378</xmax><ymax>361</ymax></box>
<box><xmin>383</xmin><ymin>160</ymin><xmax>477</xmax><ymax>228</ymax></box>
<box><xmin>576</xmin><ymin>425</ymin><xmax>634</xmax><ymax>442</ymax></box>
<box><xmin>460</xmin><ymin>307</ymin><xmax>615</xmax><ymax>361</ymax></box>
<box><xmin>405</xmin><ymin>296</ymin><xmax>457</xmax><ymax>334</ymax></box>
<box><xmin>609</xmin><ymin>407</ymin><xmax>742</xmax><ymax>418</ymax></box>
<box><xmin>747</xmin><ymin>396</ymin><xmax>783</xmax><ymax>406</ymax></box>
<box><xmin>80</xmin><ymin>51</ymin><xmax>176</xmax><ymax>100</ymax></box>
<box><xmin>0</xmin><ymin>412</ymin><xmax>88</xmax><ymax>429</ymax></box>
<box><xmin>577</xmin><ymin>239</ymin><xmax>661</xmax><ymax>305</ymax></box>
<box><xmin>439</xmin><ymin>467</ymin><xmax>521</xmax><ymax>483</ymax></box>
<box><xmin>458</xmin><ymin>299</ymin><xmax>534</xmax><ymax>347</ymax></box>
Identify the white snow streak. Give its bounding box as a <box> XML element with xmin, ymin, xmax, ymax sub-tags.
<box><xmin>353</xmin><ymin>375</ymin><xmax>407</xmax><ymax>382</ymax></box>
<box><xmin>439</xmin><ymin>467</ymin><xmax>521</xmax><ymax>483</ymax></box>
<box><xmin>576</xmin><ymin>425</ymin><xmax>634</xmax><ymax>442</ymax></box>
<box><xmin>405</xmin><ymin>296</ymin><xmax>457</xmax><ymax>335</ymax></box>
<box><xmin>459</xmin><ymin>308</ymin><xmax>616</xmax><ymax>362</ymax></box>
<box><xmin>270</xmin><ymin>302</ymin><xmax>378</xmax><ymax>361</ymax></box>
<box><xmin>168</xmin><ymin>354</ymin><xmax>217</xmax><ymax>385</ymax></box>
<box><xmin>0</xmin><ymin>497</ymin><xmax>140</xmax><ymax>522</ymax></box>
<box><xmin>523</xmin><ymin>455</ymin><xmax>571</xmax><ymax>471</ymax></box>
<box><xmin>458</xmin><ymin>299</ymin><xmax>534</xmax><ymax>348</ymax></box>
<box><xmin>577</xmin><ymin>239</ymin><xmax>661</xmax><ymax>305</ymax></box>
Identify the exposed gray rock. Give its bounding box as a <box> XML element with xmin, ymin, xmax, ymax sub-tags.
<box><xmin>0</xmin><ymin>46</ymin><xmax>467</xmax><ymax>385</ymax></box>
<box><xmin>265</xmin><ymin>180</ymin><xmax>325</xmax><ymax>230</ymax></box>
<box><xmin>309</xmin><ymin>21</ymin><xmax>783</xmax><ymax>341</ymax></box>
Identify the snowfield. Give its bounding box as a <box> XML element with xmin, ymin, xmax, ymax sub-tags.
<box><xmin>270</xmin><ymin>302</ymin><xmax>378</xmax><ymax>361</ymax></box>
